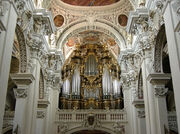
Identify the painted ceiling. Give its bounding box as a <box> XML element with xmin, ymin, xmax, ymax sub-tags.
<box><xmin>63</xmin><ymin>30</ymin><xmax>120</xmax><ymax>61</ymax></box>
<box><xmin>61</xmin><ymin>0</ymin><xmax>120</xmax><ymax>6</ymax></box>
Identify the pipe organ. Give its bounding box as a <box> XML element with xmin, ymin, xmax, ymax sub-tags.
<box><xmin>60</xmin><ymin>44</ymin><xmax>123</xmax><ymax>109</ymax></box>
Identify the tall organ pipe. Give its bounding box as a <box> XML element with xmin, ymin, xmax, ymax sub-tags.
<box><xmin>63</xmin><ymin>79</ymin><xmax>70</xmax><ymax>96</ymax></box>
<box><xmin>72</xmin><ymin>66</ymin><xmax>81</xmax><ymax>96</ymax></box>
<box><xmin>102</xmin><ymin>67</ymin><xmax>112</xmax><ymax>96</ymax></box>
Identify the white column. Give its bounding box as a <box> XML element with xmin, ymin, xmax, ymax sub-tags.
<box><xmin>0</xmin><ymin>0</ymin><xmax>17</xmax><ymax>132</ymax></box>
<box><xmin>132</xmin><ymin>91</ymin><xmax>146</xmax><ymax>134</ymax></box>
<box><xmin>142</xmin><ymin>57</ymin><xmax>158</xmax><ymax>134</ymax></box>
<box><xmin>45</xmin><ymin>76</ymin><xmax>60</xmax><ymax>134</ymax></box>
<box><xmin>123</xmin><ymin>87</ymin><xmax>133</xmax><ymax>134</ymax></box>
<box><xmin>163</xmin><ymin>0</ymin><xmax>180</xmax><ymax>132</ymax></box>
<box><xmin>137</xmin><ymin>108</ymin><xmax>146</xmax><ymax>134</ymax></box>
<box><xmin>10</xmin><ymin>73</ymin><xmax>35</xmax><ymax>134</ymax></box>
<box><xmin>148</xmin><ymin>73</ymin><xmax>171</xmax><ymax>134</ymax></box>
<box><xmin>36</xmin><ymin>110</ymin><xmax>46</xmax><ymax>134</ymax></box>
<box><xmin>25</xmin><ymin>56</ymin><xmax>41</xmax><ymax>134</ymax></box>
<box><xmin>130</xmin><ymin>86</ymin><xmax>138</xmax><ymax>134</ymax></box>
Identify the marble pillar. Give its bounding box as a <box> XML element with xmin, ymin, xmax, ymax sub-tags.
<box><xmin>137</xmin><ymin>108</ymin><xmax>146</xmax><ymax>134</ymax></box>
<box><xmin>163</xmin><ymin>0</ymin><xmax>180</xmax><ymax>132</ymax></box>
<box><xmin>11</xmin><ymin>73</ymin><xmax>35</xmax><ymax>134</ymax></box>
<box><xmin>123</xmin><ymin>87</ymin><xmax>133</xmax><ymax>134</ymax></box>
<box><xmin>25</xmin><ymin>56</ymin><xmax>41</xmax><ymax>134</ymax></box>
<box><xmin>148</xmin><ymin>73</ymin><xmax>171</xmax><ymax>134</ymax></box>
<box><xmin>142</xmin><ymin>57</ymin><xmax>158</xmax><ymax>134</ymax></box>
<box><xmin>0</xmin><ymin>0</ymin><xmax>17</xmax><ymax>132</ymax></box>
<box><xmin>46</xmin><ymin>84</ymin><xmax>60</xmax><ymax>134</ymax></box>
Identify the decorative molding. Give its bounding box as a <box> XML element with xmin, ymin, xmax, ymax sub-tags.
<box><xmin>147</xmin><ymin>73</ymin><xmax>171</xmax><ymax>85</ymax></box>
<box><xmin>33</xmin><ymin>9</ymin><xmax>55</xmax><ymax>35</ymax></box>
<box><xmin>154</xmin><ymin>25</ymin><xmax>166</xmax><ymax>73</ymax></box>
<box><xmin>58</xmin><ymin>123</ymin><xmax>68</xmax><ymax>133</ymax></box>
<box><xmin>13</xmin><ymin>88</ymin><xmax>28</xmax><ymax>98</ymax></box>
<box><xmin>56</xmin><ymin>22</ymin><xmax>126</xmax><ymax>50</ymax></box>
<box><xmin>52</xmin><ymin>0</ymin><xmax>133</xmax><ymax>18</ymax></box>
<box><xmin>154</xmin><ymin>87</ymin><xmax>168</xmax><ymax>97</ymax></box>
<box><xmin>38</xmin><ymin>100</ymin><xmax>50</xmax><ymax>108</ymax></box>
<box><xmin>14</xmin><ymin>0</ymin><xmax>25</xmax><ymax>15</ymax></box>
<box><xmin>137</xmin><ymin>110</ymin><xmax>145</xmax><ymax>118</ymax></box>
<box><xmin>37</xmin><ymin>111</ymin><xmax>45</xmax><ymax>119</ymax></box>
<box><xmin>127</xmin><ymin>8</ymin><xmax>149</xmax><ymax>34</ymax></box>
<box><xmin>113</xmin><ymin>122</ymin><xmax>125</xmax><ymax>134</ymax></box>
<box><xmin>10</xmin><ymin>73</ymin><xmax>35</xmax><ymax>85</ymax></box>
<box><xmin>0</xmin><ymin>0</ymin><xmax>10</xmax><ymax>33</ymax></box>
<box><xmin>0</xmin><ymin>0</ymin><xmax>9</xmax><ymax>17</ymax></box>
<box><xmin>82</xmin><ymin>114</ymin><xmax>101</xmax><ymax>129</ymax></box>
<box><xmin>133</xmin><ymin>99</ymin><xmax>144</xmax><ymax>108</ymax></box>
<box><xmin>15</xmin><ymin>25</ymin><xmax>28</xmax><ymax>73</ymax></box>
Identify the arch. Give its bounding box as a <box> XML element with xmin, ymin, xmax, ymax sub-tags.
<box><xmin>137</xmin><ymin>69</ymin><xmax>143</xmax><ymax>99</ymax></box>
<box><xmin>56</xmin><ymin>20</ymin><xmax>126</xmax><ymax>51</ymax></box>
<box><xmin>15</xmin><ymin>25</ymin><xmax>28</xmax><ymax>73</ymax></box>
<box><xmin>39</xmin><ymin>69</ymin><xmax>45</xmax><ymax>99</ymax></box>
<box><xmin>65</xmin><ymin>127</ymin><xmax>116</xmax><ymax>134</ymax></box>
<box><xmin>154</xmin><ymin>25</ymin><xmax>167</xmax><ymax>73</ymax></box>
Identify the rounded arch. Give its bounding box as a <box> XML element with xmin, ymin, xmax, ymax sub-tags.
<box><xmin>137</xmin><ymin>68</ymin><xmax>143</xmax><ymax>99</ymax></box>
<box><xmin>15</xmin><ymin>25</ymin><xmax>28</xmax><ymax>73</ymax></box>
<box><xmin>154</xmin><ymin>24</ymin><xmax>167</xmax><ymax>73</ymax></box>
<box><xmin>65</xmin><ymin>127</ymin><xmax>116</xmax><ymax>134</ymax></box>
<box><xmin>56</xmin><ymin>20</ymin><xmax>126</xmax><ymax>51</ymax></box>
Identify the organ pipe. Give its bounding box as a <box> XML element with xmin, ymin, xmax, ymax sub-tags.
<box><xmin>63</xmin><ymin>79</ymin><xmax>70</xmax><ymax>96</ymax></box>
<box><xmin>72</xmin><ymin>66</ymin><xmax>81</xmax><ymax>96</ymax></box>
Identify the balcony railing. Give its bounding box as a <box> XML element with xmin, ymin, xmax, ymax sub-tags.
<box><xmin>56</xmin><ymin>109</ymin><xmax>127</xmax><ymax>122</ymax></box>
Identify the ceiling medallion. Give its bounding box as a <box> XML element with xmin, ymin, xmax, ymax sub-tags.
<box><xmin>54</xmin><ymin>15</ymin><xmax>64</xmax><ymax>27</ymax></box>
<box><xmin>118</xmin><ymin>14</ymin><xmax>128</xmax><ymax>27</ymax></box>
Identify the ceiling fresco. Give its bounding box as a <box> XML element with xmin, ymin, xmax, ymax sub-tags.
<box><xmin>63</xmin><ymin>30</ymin><xmax>120</xmax><ymax>61</ymax></box>
<box><xmin>61</xmin><ymin>0</ymin><xmax>120</xmax><ymax>6</ymax></box>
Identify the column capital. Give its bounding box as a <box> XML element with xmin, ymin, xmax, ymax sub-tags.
<box><xmin>13</xmin><ymin>88</ymin><xmax>27</xmax><ymax>98</ymax></box>
<box><xmin>33</xmin><ymin>9</ymin><xmax>55</xmax><ymax>35</ymax></box>
<box><xmin>137</xmin><ymin>109</ymin><xmax>145</xmax><ymax>118</ymax></box>
<box><xmin>154</xmin><ymin>86</ymin><xmax>168</xmax><ymax>97</ymax></box>
<box><xmin>147</xmin><ymin>73</ymin><xmax>171</xmax><ymax>97</ymax></box>
<box><xmin>37</xmin><ymin>110</ymin><xmax>46</xmax><ymax>119</ymax></box>
<box><xmin>11</xmin><ymin>73</ymin><xmax>34</xmax><ymax>99</ymax></box>
<box><xmin>127</xmin><ymin>8</ymin><xmax>149</xmax><ymax>34</ymax></box>
<box><xmin>10</xmin><ymin>73</ymin><xmax>35</xmax><ymax>86</ymax></box>
<box><xmin>147</xmin><ymin>73</ymin><xmax>171</xmax><ymax>85</ymax></box>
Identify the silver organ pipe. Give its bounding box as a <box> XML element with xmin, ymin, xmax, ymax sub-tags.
<box><xmin>63</xmin><ymin>79</ymin><xmax>70</xmax><ymax>96</ymax></box>
<box><xmin>85</xmin><ymin>55</ymin><xmax>97</xmax><ymax>76</ymax></box>
<box><xmin>72</xmin><ymin>66</ymin><xmax>81</xmax><ymax>96</ymax></box>
<box><xmin>112</xmin><ymin>79</ymin><xmax>120</xmax><ymax>95</ymax></box>
<box><xmin>102</xmin><ymin>67</ymin><xmax>112</xmax><ymax>96</ymax></box>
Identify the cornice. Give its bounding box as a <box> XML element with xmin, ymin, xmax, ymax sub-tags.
<box><xmin>53</xmin><ymin>0</ymin><xmax>133</xmax><ymax>15</ymax></box>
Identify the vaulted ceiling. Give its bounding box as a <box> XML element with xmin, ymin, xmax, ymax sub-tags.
<box><xmin>63</xmin><ymin>30</ymin><xmax>120</xmax><ymax>61</ymax></box>
<box><xmin>61</xmin><ymin>0</ymin><xmax>120</xmax><ymax>6</ymax></box>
